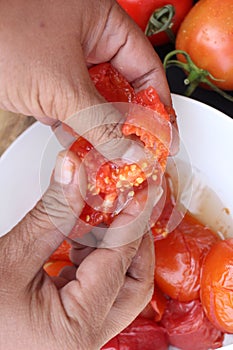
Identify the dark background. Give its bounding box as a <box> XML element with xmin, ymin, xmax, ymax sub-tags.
<box><xmin>156</xmin><ymin>43</ymin><xmax>233</xmax><ymax>119</ymax></box>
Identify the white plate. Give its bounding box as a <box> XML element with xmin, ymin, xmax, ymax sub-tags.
<box><xmin>0</xmin><ymin>94</ymin><xmax>233</xmax><ymax>349</ymax></box>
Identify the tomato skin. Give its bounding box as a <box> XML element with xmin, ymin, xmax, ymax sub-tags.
<box><xmin>117</xmin><ymin>0</ymin><xmax>193</xmax><ymax>46</ymax></box>
<box><xmin>154</xmin><ymin>213</ymin><xmax>220</xmax><ymax>301</ymax></box>
<box><xmin>102</xmin><ymin>317</ymin><xmax>168</xmax><ymax>350</ymax></box>
<box><xmin>176</xmin><ymin>0</ymin><xmax>233</xmax><ymax>90</ymax></box>
<box><xmin>200</xmin><ymin>238</ymin><xmax>233</xmax><ymax>333</ymax></box>
<box><xmin>150</xmin><ymin>285</ymin><xmax>167</xmax><ymax>321</ymax></box>
<box><xmin>43</xmin><ymin>260</ymin><xmax>73</xmax><ymax>277</ymax></box>
<box><xmin>49</xmin><ymin>240</ymin><xmax>71</xmax><ymax>261</ymax></box>
<box><xmin>161</xmin><ymin>299</ymin><xmax>224</xmax><ymax>350</ymax></box>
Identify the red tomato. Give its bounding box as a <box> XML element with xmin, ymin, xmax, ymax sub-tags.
<box><xmin>161</xmin><ymin>299</ymin><xmax>224</xmax><ymax>350</ymax></box>
<box><xmin>49</xmin><ymin>240</ymin><xmax>71</xmax><ymax>262</ymax></box>
<box><xmin>89</xmin><ymin>64</ymin><xmax>173</xmax><ymax>172</ymax></box>
<box><xmin>102</xmin><ymin>317</ymin><xmax>168</xmax><ymax>350</ymax></box>
<box><xmin>43</xmin><ymin>260</ymin><xmax>73</xmax><ymax>277</ymax></box>
<box><xmin>140</xmin><ymin>284</ymin><xmax>167</xmax><ymax>321</ymax></box>
<box><xmin>200</xmin><ymin>238</ymin><xmax>233</xmax><ymax>333</ymax></box>
<box><xmin>89</xmin><ymin>62</ymin><xmax>135</xmax><ymax>102</ymax></box>
<box><xmin>176</xmin><ymin>0</ymin><xmax>233</xmax><ymax>90</ymax></box>
<box><xmin>117</xmin><ymin>0</ymin><xmax>193</xmax><ymax>46</ymax></box>
<box><xmin>68</xmin><ymin>63</ymin><xmax>173</xmax><ymax>238</ymax></box>
<box><xmin>154</xmin><ymin>212</ymin><xmax>220</xmax><ymax>301</ymax></box>
<box><xmin>150</xmin><ymin>174</ymin><xmax>175</xmax><ymax>240</ymax></box>
<box><xmin>150</xmin><ymin>285</ymin><xmax>167</xmax><ymax>321</ymax></box>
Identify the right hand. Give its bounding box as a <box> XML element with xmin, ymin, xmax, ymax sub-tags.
<box><xmin>0</xmin><ymin>0</ymin><xmax>175</xmax><ymax>147</ymax></box>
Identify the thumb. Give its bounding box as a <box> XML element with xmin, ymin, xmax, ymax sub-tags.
<box><xmin>0</xmin><ymin>150</ymin><xmax>86</xmax><ymax>286</ymax></box>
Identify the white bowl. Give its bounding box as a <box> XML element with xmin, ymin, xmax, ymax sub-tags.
<box><xmin>0</xmin><ymin>94</ymin><xmax>233</xmax><ymax>348</ymax></box>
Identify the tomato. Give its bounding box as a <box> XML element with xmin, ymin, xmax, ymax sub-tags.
<box><xmin>175</xmin><ymin>0</ymin><xmax>233</xmax><ymax>90</ymax></box>
<box><xmin>49</xmin><ymin>240</ymin><xmax>71</xmax><ymax>261</ymax></box>
<box><xmin>43</xmin><ymin>260</ymin><xmax>73</xmax><ymax>277</ymax></box>
<box><xmin>89</xmin><ymin>62</ymin><xmax>135</xmax><ymax>102</ymax></box>
<box><xmin>68</xmin><ymin>63</ymin><xmax>172</xmax><ymax>238</ymax></box>
<box><xmin>117</xmin><ymin>0</ymin><xmax>193</xmax><ymax>46</ymax></box>
<box><xmin>154</xmin><ymin>212</ymin><xmax>220</xmax><ymax>301</ymax></box>
<box><xmin>150</xmin><ymin>174</ymin><xmax>175</xmax><ymax>240</ymax></box>
<box><xmin>161</xmin><ymin>299</ymin><xmax>224</xmax><ymax>350</ymax></box>
<box><xmin>139</xmin><ymin>284</ymin><xmax>167</xmax><ymax>321</ymax></box>
<box><xmin>102</xmin><ymin>317</ymin><xmax>168</xmax><ymax>350</ymax></box>
<box><xmin>150</xmin><ymin>285</ymin><xmax>167</xmax><ymax>321</ymax></box>
<box><xmin>200</xmin><ymin>238</ymin><xmax>233</xmax><ymax>333</ymax></box>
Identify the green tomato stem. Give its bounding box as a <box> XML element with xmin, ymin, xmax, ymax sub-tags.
<box><xmin>145</xmin><ymin>5</ymin><xmax>176</xmax><ymax>44</ymax></box>
<box><xmin>163</xmin><ymin>50</ymin><xmax>233</xmax><ymax>102</ymax></box>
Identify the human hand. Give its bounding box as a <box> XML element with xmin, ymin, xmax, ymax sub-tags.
<box><xmin>0</xmin><ymin>151</ymin><xmax>156</xmax><ymax>350</ymax></box>
<box><xmin>0</xmin><ymin>0</ymin><xmax>178</xmax><ymax>152</ymax></box>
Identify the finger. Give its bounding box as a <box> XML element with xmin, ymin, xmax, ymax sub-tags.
<box><xmin>100</xmin><ymin>232</ymin><xmax>155</xmax><ymax>345</ymax></box>
<box><xmin>59</xmin><ymin>236</ymin><xmax>142</xmax><ymax>347</ymax></box>
<box><xmin>87</xmin><ymin>2</ymin><xmax>171</xmax><ymax>107</ymax></box>
<box><xmin>59</xmin><ymin>265</ymin><xmax>77</xmax><ymax>281</ymax></box>
<box><xmin>0</xmin><ymin>150</ymin><xmax>86</xmax><ymax>287</ymax></box>
<box><xmin>98</xmin><ymin>179</ymin><xmax>162</xmax><ymax>248</ymax></box>
<box><xmin>70</xmin><ymin>242</ymin><xmax>95</xmax><ymax>266</ymax></box>
<box><xmin>59</xmin><ymin>180</ymin><xmax>159</xmax><ymax>345</ymax></box>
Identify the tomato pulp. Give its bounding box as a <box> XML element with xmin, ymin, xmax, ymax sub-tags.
<box><xmin>69</xmin><ymin>63</ymin><xmax>173</xmax><ymax>238</ymax></box>
<box><xmin>200</xmin><ymin>238</ymin><xmax>233</xmax><ymax>333</ymax></box>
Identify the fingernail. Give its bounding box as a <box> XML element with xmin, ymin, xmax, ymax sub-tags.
<box><xmin>54</xmin><ymin>155</ymin><xmax>75</xmax><ymax>184</ymax></box>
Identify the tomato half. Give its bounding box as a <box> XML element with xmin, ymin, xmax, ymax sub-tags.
<box><xmin>102</xmin><ymin>317</ymin><xmax>168</xmax><ymax>350</ymax></box>
<box><xmin>200</xmin><ymin>238</ymin><xmax>233</xmax><ymax>333</ymax></box>
<box><xmin>69</xmin><ymin>63</ymin><xmax>172</xmax><ymax>238</ymax></box>
<box><xmin>175</xmin><ymin>0</ymin><xmax>233</xmax><ymax>90</ymax></box>
<box><xmin>117</xmin><ymin>0</ymin><xmax>193</xmax><ymax>46</ymax></box>
<box><xmin>161</xmin><ymin>299</ymin><xmax>224</xmax><ymax>350</ymax></box>
<box><xmin>154</xmin><ymin>212</ymin><xmax>220</xmax><ymax>301</ymax></box>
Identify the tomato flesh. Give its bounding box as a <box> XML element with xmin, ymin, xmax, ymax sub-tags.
<box><xmin>152</xmin><ymin>176</ymin><xmax>220</xmax><ymax>302</ymax></box>
<box><xmin>102</xmin><ymin>317</ymin><xmax>168</xmax><ymax>350</ymax></box>
<box><xmin>89</xmin><ymin>62</ymin><xmax>135</xmax><ymax>102</ymax></box>
<box><xmin>161</xmin><ymin>299</ymin><xmax>224</xmax><ymax>350</ymax></box>
<box><xmin>49</xmin><ymin>240</ymin><xmax>71</xmax><ymax>262</ymax></box>
<box><xmin>68</xmin><ymin>63</ymin><xmax>171</xmax><ymax>237</ymax></box>
<box><xmin>200</xmin><ymin>238</ymin><xmax>233</xmax><ymax>333</ymax></box>
<box><xmin>44</xmin><ymin>260</ymin><xmax>73</xmax><ymax>277</ymax></box>
<box><xmin>154</xmin><ymin>212</ymin><xmax>220</xmax><ymax>302</ymax></box>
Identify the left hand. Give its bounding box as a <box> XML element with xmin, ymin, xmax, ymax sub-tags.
<box><xmin>0</xmin><ymin>151</ymin><xmax>155</xmax><ymax>350</ymax></box>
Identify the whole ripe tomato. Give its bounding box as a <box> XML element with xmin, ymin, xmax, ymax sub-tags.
<box><xmin>161</xmin><ymin>299</ymin><xmax>224</xmax><ymax>350</ymax></box>
<box><xmin>200</xmin><ymin>238</ymin><xmax>233</xmax><ymax>333</ymax></box>
<box><xmin>117</xmin><ymin>0</ymin><xmax>193</xmax><ymax>46</ymax></box>
<box><xmin>175</xmin><ymin>0</ymin><xmax>233</xmax><ymax>90</ymax></box>
<box><xmin>154</xmin><ymin>212</ymin><xmax>220</xmax><ymax>301</ymax></box>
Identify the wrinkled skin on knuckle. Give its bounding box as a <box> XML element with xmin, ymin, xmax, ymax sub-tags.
<box><xmin>39</xmin><ymin>183</ymin><xmax>82</xmax><ymax>234</ymax></box>
<box><xmin>60</xmin><ymin>282</ymin><xmax>103</xmax><ymax>349</ymax></box>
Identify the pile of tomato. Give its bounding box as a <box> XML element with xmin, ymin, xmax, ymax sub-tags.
<box><xmin>42</xmin><ymin>60</ymin><xmax>233</xmax><ymax>349</ymax></box>
<box><xmin>45</xmin><ymin>176</ymin><xmax>233</xmax><ymax>350</ymax></box>
<box><xmin>117</xmin><ymin>0</ymin><xmax>233</xmax><ymax>98</ymax></box>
